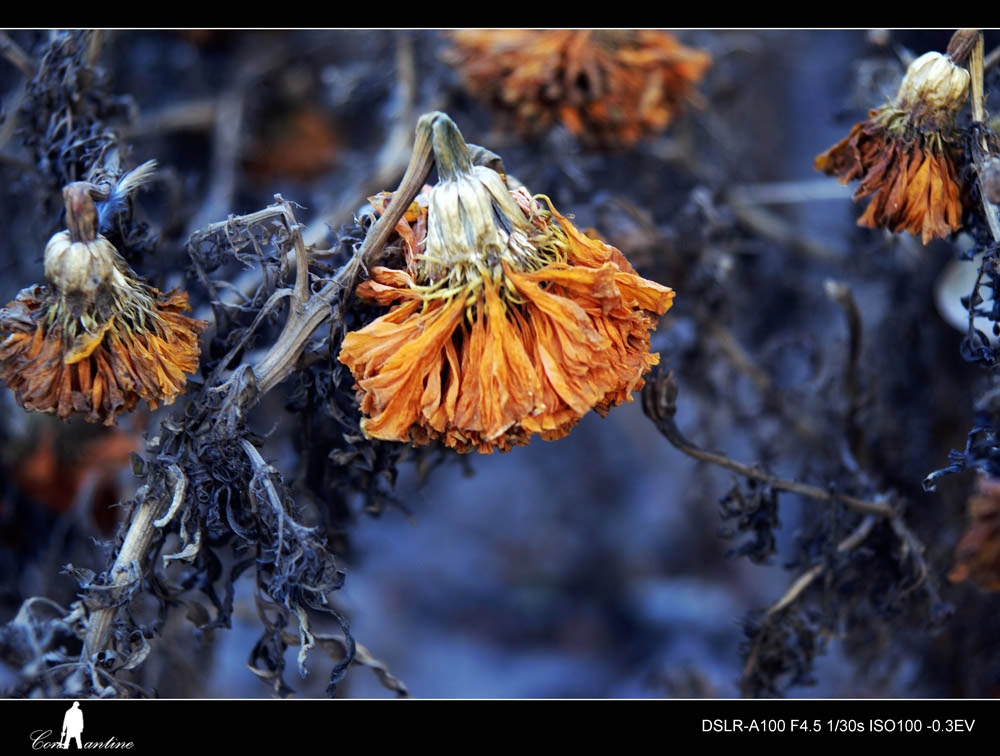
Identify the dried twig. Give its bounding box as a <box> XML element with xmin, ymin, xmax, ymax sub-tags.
<box><xmin>984</xmin><ymin>45</ymin><xmax>1000</xmax><ymax>74</ymax></box>
<box><xmin>119</xmin><ymin>99</ymin><xmax>218</xmax><ymax>139</ymax></box>
<box><xmin>726</xmin><ymin>179</ymin><xmax>853</xmax><ymax>206</ymax></box>
<box><xmin>0</xmin><ymin>31</ymin><xmax>35</xmax><ymax>78</ymax></box>
<box><xmin>825</xmin><ymin>280</ymin><xmax>866</xmax><ymax>467</ymax></box>
<box><xmin>644</xmin><ymin>365</ymin><xmax>943</xmax><ymax>693</ymax></box>
<box><xmin>82</xmin><ymin>483</ymin><xmax>164</xmax><ymax>659</ymax></box>
<box><xmin>728</xmin><ymin>200</ymin><xmax>844</xmax><ymax>264</ymax></box>
<box><xmin>765</xmin><ymin>515</ymin><xmax>878</xmax><ymax>620</ymax></box>
<box><xmin>740</xmin><ymin>513</ymin><xmax>878</xmax><ymax>693</ymax></box>
<box><xmin>186</xmin><ymin>89</ymin><xmax>244</xmax><ymax>233</ymax></box>
<box><xmin>968</xmin><ymin>32</ymin><xmax>1000</xmax><ymax>243</ymax></box>
<box><xmin>700</xmin><ymin>313</ymin><xmax>823</xmax><ymax>446</ymax></box>
<box><xmin>302</xmin><ymin>30</ymin><xmax>432</xmax><ymax>246</ymax></box>
<box><xmin>642</xmin><ymin>368</ymin><xmax>893</xmax><ymax>517</ymax></box>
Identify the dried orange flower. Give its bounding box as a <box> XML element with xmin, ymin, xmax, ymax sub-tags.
<box><xmin>0</xmin><ymin>178</ymin><xmax>208</xmax><ymax>425</ymax></box>
<box><xmin>445</xmin><ymin>30</ymin><xmax>711</xmax><ymax>147</ymax></box>
<box><xmin>338</xmin><ymin>117</ymin><xmax>675</xmax><ymax>453</ymax></box>
<box><xmin>815</xmin><ymin>51</ymin><xmax>971</xmax><ymax>244</ymax></box>
<box><xmin>949</xmin><ymin>477</ymin><xmax>1000</xmax><ymax>592</ymax></box>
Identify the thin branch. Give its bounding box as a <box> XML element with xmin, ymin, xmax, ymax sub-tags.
<box><xmin>82</xmin><ymin>30</ymin><xmax>105</xmax><ymax>70</ymax></box>
<box><xmin>252</xmin><ymin>111</ymin><xmax>440</xmax><ymax>394</ymax></box>
<box><xmin>118</xmin><ymin>99</ymin><xmax>218</xmax><ymax>140</ymax></box>
<box><xmin>642</xmin><ymin>369</ymin><xmax>894</xmax><ymax>518</ymax></box>
<box><xmin>82</xmin><ymin>481</ymin><xmax>167</xmax><ymax>660</ymax></box>
<box><xmin>728</xmin><ymin>200</ymin><xmax>844</xmax><ymax>264</ymax></box>
<box><xmin>275</xmin><ymin>196</ymin><xmax>311</xmax><ymax>307</ymax></box>
<box><xmin>186</xmin><ymin>88</ymin><xmax>244</xmax><ymax>234</ymax></box>
<box><xmin>741</xmin><ymin>513</ymin><xmax>879</xmax><ymax>692</ymax></box>
<box><xmin>764</xmin><ymin>514</ymin><xmax>878</xmax><ymax>619</ymax></box>
<box><xmin>984</xmin><ymin>45</ymin><xmax>1000</xmax><ymax>74</ymax></box>
<box><xmin>301</xmin><ymin>30</ymin><xmax>429</xmax><ymax>247</ymax></box>
<box><xmin>888</xmin><ymin>512</ymin><xmax>943</xmax><ymax>606</ymax></box>
<box><xmin>968</xmin><ymin>32</ymin><xmax>1000</xmax><ymax>243</ymax></box>
<box><xmin>726</xmin><ymin>179</ymin><xmax>853</xmax><ymax>206</ymax></box>
<box><xmin>700</xmin><ymin>313</ymin><xmax>823</xmax><ymax>446</ymax></box>
<box><xmin>0</xmin><ymin>31</ymin><xmax>35</xmax><ymax>78</ymax></box>
<box><xmin>825</xmin><ymin>279</ymin><xmax>866</xmax><ymax>467</ymax></box>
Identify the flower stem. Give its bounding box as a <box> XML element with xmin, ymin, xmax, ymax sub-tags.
<box><xmin>641</xmin><ymin>367</ymin><xmax>894</xmax><ymax>517</ymax></box>
<box><xmin>252</xmin><ymin>113</ymin><xmax>440</xmax><ymax>393</ymax></box>
<box><xmin>429</xmin><ymin>113</ymin><xmax>473</xmax><ymax>182</ymax></box>
<box><xmin>967</xmin><ymin>31</ymin><xmax>1000</xmax><ymax>243</ymax></box>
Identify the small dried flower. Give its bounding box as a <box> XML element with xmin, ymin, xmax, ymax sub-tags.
<box><xmin>338</xmin><ymin>117</ymin><xmax>675</xmax><ymax>453</ymax></box>
<box><xmin>815</xmin><ymin>51</ymin><xmax>970</xmax><ymax>243</ymax></box>
<box><xmin>0</xmin><ymin>176</ymin><xmax>208</xmax><ymax>425</ymax></box>
<box><xmin>949</xmin><ymin>477</ymin><xmax>1000</xmax><ymax>592</ymax></box>
<box><xmin>445</xmin><ymin>30</ymin><xmax>711</xmax><ymax>147</ymax></box>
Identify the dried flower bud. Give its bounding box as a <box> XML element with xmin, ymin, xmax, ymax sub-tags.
<box><xmin>43</xmin><ymin>183</ymin><xmax>121</xmax><ymax>311</ymax></box>
<box><xmin>43</xmin><ymin>231</ymin><xmax>118</xmax><ymax>309</ymax></box>
<box><xmin>894</xmin><ymin>51</ymin><xmax>970</xmax><ymax>130</ymax></box>
<box><xmin>421</xmin><ymin>119</ymin><xmax>547</xmax><ymax>293</ymax></box>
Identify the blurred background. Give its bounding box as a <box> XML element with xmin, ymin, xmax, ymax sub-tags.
<box><xmin>1</xmin><ymin>29</ymin><xmax>999</xmax><ymax>699</ymax></box>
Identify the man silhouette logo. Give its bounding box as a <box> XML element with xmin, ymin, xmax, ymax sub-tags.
<box><xmin>60</xmin><ymin>701</ymin><xmax>84</xmax><ymax>749</ymax></box>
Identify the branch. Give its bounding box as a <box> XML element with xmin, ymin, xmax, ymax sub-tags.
<box><xmin>699</xmin><ymin>312</ymin><xmax>823</xmax><ymax>446</ymax></box>
<box><xmin>641</xmin><ymin>368</ymin><xmax>893</xmax><ymax>517</ymax></box>
<box><xmin>968</xmin><ymin>31</ymin><xmax>1000</xmax><ymax>243</ymax></box>
<box><xmin>824</xmin><ymin>279</ymin><xmax>866</xmax><ymax>468</ymax></box>
<box><xmin>764</xmin><ymin>514</ymin><xmax>878</xmax><ymax>619</ymax></box>
<box><xmin>0</xmin><ymin>31</ymin><xmax>35</xmax><ymax>78</ymax></box>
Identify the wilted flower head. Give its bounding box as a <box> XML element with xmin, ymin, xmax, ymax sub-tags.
<box><xmin>0</xmin><ymin>172</ymin><xmax>208</xmax><ymax>425</ymax></box>
<box><xmin>445</xmin><ymin>30</ymin><xmax>711</xmax><ymax>147</ymax></box>
<box><xmin>338</xmin><ymin>116</ymin><xmax>675</xmax><ymax>453</ymax></box>
<box><xmin>815</xmin><ymin>51</ymin><xmax>970</xmax><ymax>243</ymax></box>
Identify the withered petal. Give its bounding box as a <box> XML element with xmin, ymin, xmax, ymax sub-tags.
<box><xmin>339</xmin><ymin>182</ymin><xmax>674</xmax><ymax>453</ymax></box>
<box><xmin>816</xmin><ymin>114</ymin><xmax>964</xmax><ymax>243</ymax></box>
<box><xmin>0</xmin><ymin>286</ymin><xmax>207</xmax><ymax>425</ymax></box>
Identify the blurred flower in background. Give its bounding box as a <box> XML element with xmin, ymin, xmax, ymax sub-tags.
<box><xmin>445</xmin><ymin>30</ymin><xmax>711</xmax><ymax>147</ymax></box>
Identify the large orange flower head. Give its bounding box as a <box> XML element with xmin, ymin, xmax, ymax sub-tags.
<box><xmin>815</xmin><ymin>51</ymin><xmax>971</xmax><ymax>244</ymax></box>
<box><xmin>338</xmin><ymin>115</ymin><xmax>675</xmax><ymax>453</ymax></box>
<box><xmin>0</xmin><ymin>172</ymin><xmax>208</xmax><ymax>425</ymax></box>
<box><xmin>445</xmin><ymin>30</ymin><xmax>711</xmax><ymax>147</ymax></box>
